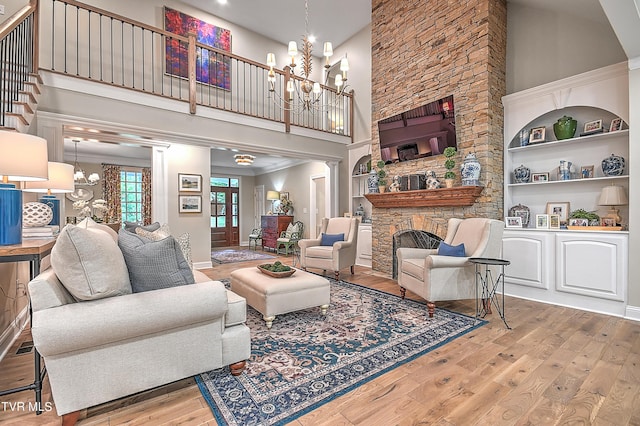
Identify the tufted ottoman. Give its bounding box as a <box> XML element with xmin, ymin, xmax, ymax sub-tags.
<box><xmin>230</xmin><ymin>267</ymin><xmax>330</xmax><ymax>329</ymax></box>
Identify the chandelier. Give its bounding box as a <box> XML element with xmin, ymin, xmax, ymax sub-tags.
<box><xmin>72</xmin><ymin>140</ymin><xmax>100</xmax><ymax>186</ymax></box>
<box><xmin>266</xmin><ymin>0</ymin><xmax>349</xmax><ymax>113</ymax></box>
<box><xmin>234</xmin><ymin>154</ymin><xmax>255</xmax><ymax>166</ymax></box>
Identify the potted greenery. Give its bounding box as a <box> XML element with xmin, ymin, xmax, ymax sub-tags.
<box><xmin>375</xmin><ymin>160</ymin><xmax>387</xmax><ymax>193</ymax></box>
<box><xmin>569</xmin><ymin>208</ymin><xmax>600</xmax><ymax>226</ymax></box>
<box><xmin>443</xmin><ymin>147</ymin><xmax>457</xmax><ymax>188</ymax></box>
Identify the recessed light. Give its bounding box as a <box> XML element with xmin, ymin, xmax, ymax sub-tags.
<box><xmin>217</xmin><ymin>0</ymin><xmax>227</xmax><ymax>5</ymax></box>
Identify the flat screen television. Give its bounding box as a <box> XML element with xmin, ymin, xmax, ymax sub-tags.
<box><xmin>377</xmin><ymin>95</ymin><xmax>456</xmax><ymax>164</ymax></box>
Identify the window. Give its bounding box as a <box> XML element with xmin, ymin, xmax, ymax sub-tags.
<box><xmin>121</xmin><ymin>169</ymin><xmax>143</xmax><ymax>223</ymax></box>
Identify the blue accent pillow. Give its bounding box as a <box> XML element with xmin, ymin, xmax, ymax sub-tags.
<box><xmin>320</xmin><ymin>233</ymin><xmax>344</xmax><ymax>246</ymax></box>
<box><xmin>437</xmin><ymin>242</ymin><xmax>466</xmax><ymax>257</ymax></box>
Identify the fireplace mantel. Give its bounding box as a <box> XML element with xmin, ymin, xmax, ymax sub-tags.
<box><xmin>365</xmin><ymin>186</ymin><xmax>484</xmax><ymax>208</ymax></box>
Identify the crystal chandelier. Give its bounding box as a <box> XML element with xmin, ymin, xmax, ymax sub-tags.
<box><xmin>234</xmin><ymin>154</ymin><xmax>255</xmax><ymax>166</ymax></box>
<box><xmin>72</xmin><ymin>140</ymin><xmax>100</xmax><ymax>186</ymax></box>
<box><xmin>266</xmin><ymin>0</ymin><xmax>349</xmax><ymax>113</ymax></box>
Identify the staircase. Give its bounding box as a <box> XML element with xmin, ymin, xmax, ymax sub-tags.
<box><xmin>1</xmin><ymin>72</ymin><xmax>43</xmax><ymax>133</ymax></box>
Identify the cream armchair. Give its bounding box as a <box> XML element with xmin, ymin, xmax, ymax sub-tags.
<box><xmin>396</xmin><ymin>218</ymin><xmax>504</xmax><ymax>317</ymax></box>
<box><xmin>298</xmin><ymin>217</ymin><xmax>359</xmax><ymax>280</ymax></box>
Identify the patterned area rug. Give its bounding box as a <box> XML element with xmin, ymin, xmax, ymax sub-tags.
<box><xmin>197</xmin><ymin>277</ymin><xmax>485</xmax><ymax>425</ymax></box>
<box><xmin>211</xmin><ymin>249</ymin><xmax>275</xmax><ymax>264</ymax></box>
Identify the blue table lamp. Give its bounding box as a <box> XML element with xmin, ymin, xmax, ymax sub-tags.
<box><xmin>0</xmin><ymin>131</ymin><xmax>49</xmax><ymax>245</ymax></box>
<box><xmin>24</xmin><ymin>162</ymin><xmax>75</xmax><ymax>226</ymax></box>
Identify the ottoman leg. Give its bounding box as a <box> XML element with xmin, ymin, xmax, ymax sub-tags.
<box><xmin>320</xmin><ymin>304</ymin><xmax>329</xmax><ymax>315</ymax></box>
<box><xmin>264</xmin><ymin>316</ymin><xmax>275</xmax><ymax>329</ymax></box>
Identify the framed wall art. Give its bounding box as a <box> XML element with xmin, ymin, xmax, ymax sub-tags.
<box><xmin>178</xmin><ymin>173</ymin><xmax>202</xmax><ymax>192</ymax></box>
<box><xmin>164</xmin><ymin>7</ymin><xmax>232</xmax><ymax>90</ymax></box>
<box><xmin>546</xmin><ymin>202</ymin><xmax>570</xmax><ymax>225</ymax></box>
<box><xmin>179</xmin><ymin>195</ymin><xmax>202</xmax><ymax>213</ymax></box>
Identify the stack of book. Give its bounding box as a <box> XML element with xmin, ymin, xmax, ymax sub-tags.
<box><xmin>22</xmin><ymin>225</ymin><xmax>60</xmax><ymax>239</ymax></box>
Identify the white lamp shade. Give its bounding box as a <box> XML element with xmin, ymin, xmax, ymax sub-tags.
<box><xmin>24</xmin><ymin>162</ymin><xmax>75</xmax><ymax>193</ymax></box>
<box><xmin>340</xmin><ymin>57</ymin><xmax>350</xmax><ymax>72</ymax></box>
<box><xmin>323</xmin><ymin>42</ymin><xmax>333</xmax><ymax>57</ymax></box>
<box><xmin>266</xmin><ymin>53</ymin><xmax>276</xmax><ymax>67</ymax></box>
<box><xmin>266</xmin><ymin>190</ymin><xmax>280</xmax><ymax>201</ymax></box>
<box><xmin>288</xmin><ymin>41</ymin><xmax>298</xmax><ymax>56</ymax></box>
<box><xmin>598</xmin><ymin>185</ymin><xmax>628</xmax><ymax>206</ymax></box>
<box><xmin>0</xmin><ymin>131</ymin><xmax>49</xmax><ymax>181</ymax></box>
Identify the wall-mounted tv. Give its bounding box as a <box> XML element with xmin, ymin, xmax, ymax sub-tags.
<box><xmin>377</xmin><ymin>95</ymin><xmax>456</xmax><ymax>164</ymax></box>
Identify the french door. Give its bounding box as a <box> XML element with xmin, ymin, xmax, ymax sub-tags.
<box><xmin>210</xmin><ymin>179</ymin><xmax>239</xmax><ymax>247</ymax></box>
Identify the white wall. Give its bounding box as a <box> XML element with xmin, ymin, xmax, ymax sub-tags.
<box><xmin>1</xmin><ymin>0</ymin><xmax>28</xmax><ymax>23</ymax></box>
<box><xmin>628</xmin><ymin>66</ymin><xmax>639</xmax><ymax>312</ymax></box>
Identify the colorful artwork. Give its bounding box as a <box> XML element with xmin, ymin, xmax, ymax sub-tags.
<box><xmin>164</xmin><ymin>7</ymin><xmax>231</xmax><ymax>90</ymax></box>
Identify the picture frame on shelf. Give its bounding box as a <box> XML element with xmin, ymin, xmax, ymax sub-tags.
<box><xmin>601</xmin><ymin>217</ymin><xmax>617</xmax><ymax>227</ymax></box>
<box><xmin>549</xmin><ymin>214</ymin><xmax>560</xmax><ymax>229</ymax></box>
<box><xmin>508</xmin><ymin>204</ymin><xmax>530</xmax><ymax>227</ymax></box>
<box><xmin>609</xmin><ymin>117</ymin><xmax>622</xmax><ymax>132</ymax></box>
<box><xmin>179</xmin><ymin>195</ymin><xmax>202</xmax><ymax>213</ymax></box>
<box><xmin>546</xmin><ymin>202</ymin><xmax>570</xmax><ymax>225</ymax></box>
<box><xmin>529</xmin><ymin>126</ymin><xmax>546</xmax><ymax>144</ymax></box>
<box><xmin>569</xmin><ymin>218</ymin><xmax>589</xmax><ymax>227</ymax></box>
<box><xmin>178</xmin><ymin>173</ymin><xmax>202</xmax><ymax>192</ymax></box>
<box><xmin>532</xmin><ymin>172</ymin><xmax>549</xmax><ymax>182</ymax></box>
<box><xmin>580</xmin><ymin>165</ymin><xmax>594</xmax><ymax>179</ymax></box>
<box><xmin>583</xmin><ymin>119</ymin><xmax>603</xmax><ymax>134</ymax></box>
<box><xmin>280</xmin><ymin>192</ymin><xmax>289</xmax><ymax>201</ymax></box>
<box><xmin>505</xmin><ymin>216</ymin><xmax>523</xmax><ymax>228</ymax></box>
<box><xmin>536</xmin><ymin>214</ymin><xmax>549</xmax><ymax>229</ymax></box>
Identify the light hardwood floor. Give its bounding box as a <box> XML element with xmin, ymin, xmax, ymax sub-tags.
<box><xmin>1</xmin><ymin>248</ymin><xmax>639</xmax><ymax>425</ymax></box>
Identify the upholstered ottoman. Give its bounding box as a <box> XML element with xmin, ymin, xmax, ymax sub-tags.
<box><xmin>230</xmin><ymin>267</ymin><xmax>330</xmax><ymax>329</ymax></box>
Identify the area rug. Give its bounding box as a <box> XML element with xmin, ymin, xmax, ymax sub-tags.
<box><xmin>197</xmin><ymin>277</ymin><xmax>486</xmax><ymax>425</ymax></box>
<box><xmin>211</xmin><ymin>249</ymin><xmax>275</xmax><ymax>264</ymax></box>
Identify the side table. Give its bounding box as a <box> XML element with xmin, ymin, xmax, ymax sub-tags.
<box><xmin>469</xmin><ymin>257</ymin><xmax>511</xmax><ymax>329</ymax></box>
<box><xmin>0</xmin><ymin>238</ymin><xmax>56</xmax><ymax>414</ymax></box>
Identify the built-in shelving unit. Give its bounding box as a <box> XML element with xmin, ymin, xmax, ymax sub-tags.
<box><xmin>348</xmin><ymin>141</ymin><xmax>373</xmax><ymax>268</ymax></box>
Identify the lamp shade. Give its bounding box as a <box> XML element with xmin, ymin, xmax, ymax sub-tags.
<box><xmin>266</xmin><ymin>190</ymin><xmax>280</xmax><ymax>201</ymax></box>
<box><xmin>23</xmin><ymin>162</ymin><xmax>75</xmax><ymax>193</ymax></box>
<box><xmin>0</xmin><ymin>131</ymin><xmax>49</xmax><ymax>181</ymax></box>
<box><xmin>598</xmin><ymin>185</ymin><xmax>628</xmax><ymax>206</ymax></box>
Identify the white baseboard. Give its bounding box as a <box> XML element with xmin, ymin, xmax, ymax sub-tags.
<box><xmin>193</xmin><ymin>261</ymin><xmax>213</xmax><ymax>270</ymax></box>
<box><xmin>0</xmin><ymin>306</ymin><xmax>29</xmax><ymax>363</ymax></box>
<box><xmin>625</xmin><ymin>305</ymin><xmax>640</xmax><ymax>322</ymax></box>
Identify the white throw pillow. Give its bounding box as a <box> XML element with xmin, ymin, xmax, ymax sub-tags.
<box><xmin>51</xmin><ymin>224</ymin><xmax>132</xmax><ymax>301</ymax></box>
<box><xmin>76</xmin><ymin>217</ymin><xmax>118</xmax><ymax>242</ymax></box>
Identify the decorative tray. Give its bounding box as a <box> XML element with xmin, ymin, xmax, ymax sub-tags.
<box><xmin>567</xmin><ymin>226</ymin><xmax>622</xmax><ymax>231</ymax></box>
<box><xmin>257</xmin><ymin>265</ymin><xmax>296</xmax><ymax>278</ymax></box>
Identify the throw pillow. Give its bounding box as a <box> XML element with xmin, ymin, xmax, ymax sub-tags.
<box><xmin>320</xmin><ymin>233</ymin><xmax>344</xmax><ymax>246</ymax></box>
<box><xmin>76</xmin><ymin>217</ymin><xmax>118</xmax><ymax>242</ymax></box>
<box><xmin>135</xmin><ymin>225</ymin><xmax>192</xmax><ymax>270</ymax></box>
<box><xmin>437</xmin><ymin>242</ymin><xmax>466</xmax><ymax>257</ymax></box>
<box><xmin>118</xmin><ymin>229</ymin><xmax>195</xmax><ymax>293</ymax></box>
<box><xmin>123</xmin><ymin>221</ymin><xmax>161</xmax><ymax>233</ymax></box>
<box><xmin>51</xmin><ymin>224</ymin><xmax>132</xmax><ymax>301</ymax></box>
<box><xmin>283</xmin><ymin>222</ymin><xmax>295</xmax><ymax>238</ymax></box>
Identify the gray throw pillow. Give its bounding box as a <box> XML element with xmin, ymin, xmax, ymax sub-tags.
<box><xmin>118</xmin><ymin>229</ymin><xmax>195</xmax><ymax>293</ymax></box>
<box><xmin>123</xmin><ymin>221</ymin><xmax>161</xmax><ymax>233</ymax></box>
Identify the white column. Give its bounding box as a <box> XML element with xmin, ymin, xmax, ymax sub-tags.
<box><xmin>152</xmin><ymin>146</ymin><xmax>169</xmax><ymax>225</ymax></box>
<box><xmin>326</xmin><ymin>160</ymin><xmax>340</xmax><ymax>218</ymax></box>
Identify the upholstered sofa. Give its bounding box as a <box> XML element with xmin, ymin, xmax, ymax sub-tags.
<box><xmin>28</xmin><ymin>219</ymin><xmax>251</xmax><ymax>424</ymax></box>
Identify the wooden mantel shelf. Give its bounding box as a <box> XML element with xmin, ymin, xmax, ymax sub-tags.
<box><xmin>364</xmin><ymin>186</ymin><xmax>484</xmax><ymax>208</ymax></box>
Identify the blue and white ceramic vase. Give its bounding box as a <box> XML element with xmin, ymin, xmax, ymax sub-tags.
<box><xmin>460</xmin><ymin>153</ymin><xmax>481</xmax><ymax>186</ymax></box>
<box><xmin>513</xmin><ymin>164</ymin><xmax>531</xmax><ymax>183</ymax></box>
<box><xmin>367</xmin><ymin>170</ymin><xmax>379</xmax><ymax>193</ymax></box>
<box><xmin>601</xmin><ymin>153</ymin><xmax>625</xmax><ymax>176</ymax></box>
<box><xmin>559</xmin><ymin>160</ymin><xmax>572</xmax><ymax>181</ymax></box>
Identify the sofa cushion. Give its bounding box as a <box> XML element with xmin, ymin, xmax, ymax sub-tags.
<box><xmin>305</xmin><ymin>245</ymin><xmax>334</xmax><ymax>259</ymax></box>
<box><xmin>76</xmin><ymin>217</ymin><xmax>119</xmax><ymax>242</ymax></box>
<box><xmin>225</xmin><ymin>290</ymin><xmax>247</xmax><ymax>326</ymax></box>
<box><xmin>136</xmin><ymin>225</ymin><xmax>192</xmax><ymax>270</ymax></box>
<box><xmin>123</xmin><ymin>221</ymin><xmax>161</xmax><ymax>233</ymax></box>
<box><xmin>320</xmin><ymin>233</ymin><xmax>344</xmax><ymax>246</ymax></box>
<box><xmin>437</xmin><ymin>242</ymin><xmax>466</xmax><ymax>257</ymax></box>
<box><xmin>51</xmin><ymin>224</ymin><xmax>132</xmax><ymax>301</ymax></box>
<box><xmin>118</xmin><ymin>229</ymin><xmax>195</xmax><ymax>293</ymax></box>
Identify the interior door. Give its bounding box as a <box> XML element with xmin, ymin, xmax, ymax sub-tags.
<box><xmin>210</xmin><ymin>186</ymin><xmax>240</xmax><ymax>247</ymax></box>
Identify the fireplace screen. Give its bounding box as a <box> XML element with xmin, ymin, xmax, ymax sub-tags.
<box><xmin>392</xmin><ymin>230</ymin><xmax>443</xmax><ymax>279</ymax></box>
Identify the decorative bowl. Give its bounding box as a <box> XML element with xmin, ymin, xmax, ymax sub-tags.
<box><xmin>257</xmin><ymin>264</ymin><xmax>296</xmax><ymax>278</ymax></box>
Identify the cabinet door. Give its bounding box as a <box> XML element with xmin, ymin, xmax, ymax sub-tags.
<box><xmin>356</xmin><ymin>224</ymin><xmax>372</xmax><ymax>267</ymax></box>
<box><xmin>555</xmin><ymin>233</ymin><xmax>627</xmax><ymax>301</ymax></box>
<box><xmin>503</xmin><ymin>231</ymin><xmax>554</xmax><ymax>290</ymax></box>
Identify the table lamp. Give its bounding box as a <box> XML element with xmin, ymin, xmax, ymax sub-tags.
<box><xmin>0</xmin><ymin>131</ymin><xmax>49</xmax><ymax>245</ymax></box>
<box><xmin>24</xmin><ymin>162</ymin><xmax>75</xmax><ymax>226</ymax></box>
<box><xmin>266</xmin><ymin>190</ymin><xmax>280</xmax><ymax>214</ymax></box>
<box><xmin>598</xmin><ymin>184</ymin><xmax>628</xmax><ymax>225</ymax></box>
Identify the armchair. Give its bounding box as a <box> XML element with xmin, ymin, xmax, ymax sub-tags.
<box><xmin>396</xmin><ymin>217</ymin><xmax>504</xmax><ymax>317</ymax></box>
<box><xmin>248</xmin><ymin>227</ymin><xmax>262</xmax><ymax>250</ymax></box>
<box><xmin>276</xmin><ymin>220</ymin><xmax>304</xmax><ymax>255</ymax></box>
<box><xmin>298</xmin><ymin>217</ymin><xmax>359</xmax><ymax>280</ymax></box>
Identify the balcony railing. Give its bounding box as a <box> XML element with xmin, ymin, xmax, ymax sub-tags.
<box><xmin>37</xmin><ymin>0</ymin><xmax>353</xmax><ymax>138</ymax></box>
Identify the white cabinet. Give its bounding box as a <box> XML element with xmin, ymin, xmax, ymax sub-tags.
<box><xmin>348</xmin><ymin>141</ymin><xmax>373</xmax><ymax>269</ymax></box>
<box><xmin>356</xmin><ymin>223</ymin><xmax>372</xmax><ymax>267</ymax></box>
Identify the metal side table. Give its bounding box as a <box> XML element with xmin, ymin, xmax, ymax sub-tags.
<box><xmin>469</xmin><ymin>257</ymin><xmax>511</xmax><ymax>329</ymax></box>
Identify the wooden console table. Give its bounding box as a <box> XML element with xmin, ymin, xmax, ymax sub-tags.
<box><xmin>365</xmin><ymin>186</ymin><xmax>484</xmax><ymax>208</ymax></box>
<box><xmin>0</xmin><ymin>238</ymin><xmax>56</xmax><ymax>415</ymax></box>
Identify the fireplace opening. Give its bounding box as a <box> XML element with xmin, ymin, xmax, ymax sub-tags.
<box><xmin>392</xmin><ymin>230</ymin><xmax>443</xmax><ymax>279</ymax></box>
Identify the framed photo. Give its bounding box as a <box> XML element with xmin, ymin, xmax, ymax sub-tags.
<box><xmin>609</xmin><ymin>118</ymin><xmax>622</xmax><ymax>132</ymax></box>
<box><xmin>569</xmin><ymin>218</ymin><xmax>589</xmax><ymax>227</ymax></box>
<box><xmin>549</xmin><ymin>214</ymin><xmax>560</xmax><ymax>229</ymax></box>
<box><xmin>546</xmin><ymin>202</ymin><xmax>570</xmax><ymax>225</ymax></box>
<box><xmin>532</xmin><ymin>172</ymin><xmax>549</xmax><ymax>182</ymax></box>
<box><xmin>580</xmin><ymin>165</ymin><xmax>594</xmax><ymax>179</ymax></box>
<box><xmin>280</xmin><ymin>192</ymin><xmax>289</xmax><ymax>201</ymax></box>
<box><xmin>601</xmin><ymin>217</ymin><xmax>617</xmax><ymax>227</ymax></box>
<box><xmin>505</xmin><ymin>216</ymin><xmax>523</xmax><ymax>228</ymax></box>
<box><xmin>179</xmin><ymin>195</ymin><xmax>202</xmax><ymax>213</ymax></box>
<box><xmin>529</xmin><ymin>127</ymin><xmax>546</xmax><ymax>144</ymax></box>
<box><xmin>509</xmin><ymin>204</ymin><xmax>531</xmax><ymax>227</ymax></box>
<box><xmin>178</xmin><ymin>173</ymin><xmax>202</xmax><ymax>192</ymax></box>
<box><xmin>536</xmin><ymin>214</ymin><xmax>549</xmax><ymax>229</ymax></box>
<box><xmin>584</xmin><ymin>119</ymin><xmax>603</xmax><ymax>133</ymax></box>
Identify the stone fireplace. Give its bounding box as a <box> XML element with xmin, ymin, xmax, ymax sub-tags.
<box><xmin>392</xmin><ymin>229</ymin><xmax>442</xmax><ymax>279</ymax></box>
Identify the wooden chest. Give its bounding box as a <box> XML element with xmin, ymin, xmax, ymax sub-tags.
<box><xmin>261</xmin><ymin>215</ymin><xmax>293</xmax><ymax>250</ymax></box>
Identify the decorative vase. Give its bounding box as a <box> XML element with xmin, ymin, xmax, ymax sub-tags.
<box><xmin>601</xmin><ymin>153</ymin><xmax>625</xmax><ymax>176</ymax></box>
<box><xmin>23</xmin><ymin>202</ymin><xmax>53</xmax><ymax>227</ymax></box>
<box><xmin>558</xmin><ymin>160</ymin><xmax>572</xmax><ymax>181</ymax></box>
<box><xmin>553</xmin><ymin>115</ymin><xmax>577</xmax><ymax>140</ymax></box>
<box><xmin>513</xmin><ymin>164</ymin><xmax>531</xmax><ymax>183</ymax></box>
<box><xmin>367</xmin><ymin>171</ymin><xmax>379</xmax><ymax>193</ymax></box>
<box><xmin>460</xmin><ymin>153</ymin><xmax>481</xmax><ymax>186</ymax></box>
<box><xmin>519</xmin><ymin>128</ymin><xmax>529</xmax><ymax>146</ymax></box>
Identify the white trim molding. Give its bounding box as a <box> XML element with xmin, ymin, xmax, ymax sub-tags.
<box><xmin>625</xmin><ymin>305</ymin><xmax>640</xmax><ymax>322</ymax></box>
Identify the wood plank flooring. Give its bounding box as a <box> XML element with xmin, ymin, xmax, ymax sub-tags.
<box><xmin>1</xmin><ymin>248</ymin><xmax>639</xmax><ymax>425</ymax></box>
